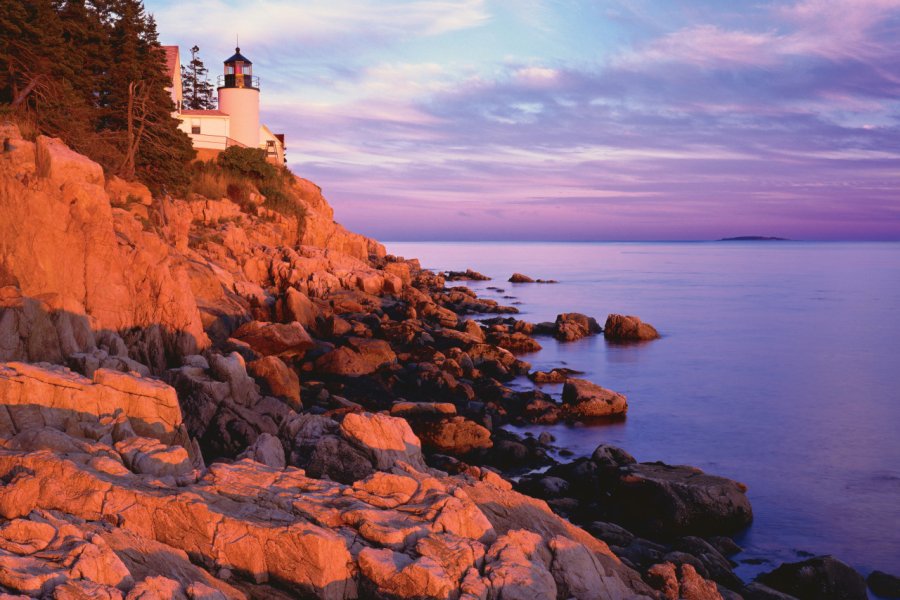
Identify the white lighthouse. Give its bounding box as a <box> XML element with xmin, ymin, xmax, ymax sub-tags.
<box><xmin>217</xmin><ymin>47</ymin><xmax>260</xmax><ymax>149</ymax></box>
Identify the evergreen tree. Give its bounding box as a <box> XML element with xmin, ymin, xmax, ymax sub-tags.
<box><xmin>181</xmin><ymin>45</ymin><xmax>216</xmax><ymax>110</ymax></box>
<box><xmin>0</xmin><ymin>0</ymin><xmax>194</xmax><ymax>192</ymax></box>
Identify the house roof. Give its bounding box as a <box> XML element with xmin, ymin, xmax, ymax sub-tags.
<box><xmin>162</xmin><ymin>45</ymin><xmax>179</xmax><ymax>81</ymax></box>
<box><xmin>181</xmin><ymin>109</ymin><xmax>229</xmax><ymax>117</ymax></box>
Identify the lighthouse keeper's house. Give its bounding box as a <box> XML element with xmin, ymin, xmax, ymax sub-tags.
<box><xmin>163</xmin><ymin>45</ymin><xmax>286</xmax><ymax>165</ymax></box>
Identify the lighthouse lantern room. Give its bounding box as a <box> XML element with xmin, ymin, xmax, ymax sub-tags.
<box><xmin>217</xmin><ymin>47</ymin><xmax>260</xmax><ymax>148</ymax></box>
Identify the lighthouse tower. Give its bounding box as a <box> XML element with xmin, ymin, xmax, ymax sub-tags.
<box><xmin>217</xmin><ymin>47</ymin><xmax>260</xmax><ymax>148</ymax></box>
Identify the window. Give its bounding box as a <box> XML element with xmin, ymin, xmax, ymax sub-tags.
<box><xmin>226</xmin><ymin>65</ymin><xmax>234</xmax><ymax>75</ymax></box>
<box><xmin>265</xmin><ymin>140</ymin><xmax>277</xmax><ymax>155</ymax></box>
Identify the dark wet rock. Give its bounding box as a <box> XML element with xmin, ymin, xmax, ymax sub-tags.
<box><xmin>591</xmin><ymin>443</ymin><xmax>637</xmax><ymax>467</ymax></box>
<box><xmin>470</xmin><ymin>429</ymin><xmax>551</xmax><ymax>472</ymax></box>
<box><xmin>445</xmin><ymin>268</ymin><xmax>491</xmax><ymax>281</ymax></box>
<box><xmin>236</xmin><ymin>432</ymin><xmax>286</xmax><ymax>469</ymax></box>
<box><xmin>528</xmin><ymin>367</ymin><xmax>583</xmax><ymax>384</ymax></box>
<box><xmin>663</xmin><ymin>550</ymin><xmax>710</xmax><ymax>579</ymax></box>
<box><xmin>718</xmin><ymin>585</ymin><xmax>746</xmax><ymax>600</ymax></box>
<box><xmin>743</xmin><ymin>582</ymin><xmax>801</xmax><ymax>599</ymax></box>
<box><xmin>533</xmin><ymin>321</ymin><xmax>557</xmax><ymax>336</ymax></box>
<box><xmin>614</xmin><ymin>538</ymin><xmax>667</xmax><ymax>570</ymax></box>
<box><xmin>868</xmin><ymin>570</ymin><xmax>900</xmax><ymax>598</ymax></box>
<box><xmin>757</xmin><ymin>555</ymin><xmax>867</xmax><ymax>600</ymax></box>
<box><xmin>708</xmin><ymin>535</ymin><xmax>743</xmax><ymax>557</ymax></box>
<box><xmin>537</xmin><ymin>431</ymin><xmax>554</xmax><ymax>445</ymax></box>
<box><xmin>673</xmin><ymin>536</ymin><xmax>743</xmax><ymax>589</ymax></box>
<box><xmin>608</xmin><ymin>462</ymin><xmax>753</xmax><ymax>538</ymax></box>
<box><xmin>507</xmin><ymin>273</ymin><xmax>557</xmax><ymax>284</ymax></box>
<box><xmin>516</xmin><ymin>476</ymin><xmax>570</xmax><ymax>500</ymax></box>
<box><xmin>587</xmin><ymin>521</ymin><xmax>635</xmax><ymax>548</ymax></box>
<box><xmin>604</xmin><ymin>313</ymin><xmax>660</xmax><ymax>342</ymax></box>
<box><xmin>541</xmin><ymin>444</ymin><xmax>752</xmax><ymax>540</ymax></box>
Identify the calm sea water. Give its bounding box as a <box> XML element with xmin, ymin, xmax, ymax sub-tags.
<box><xmin>387</xmin><ymin>241</ymin><xmax>900</xmax><ymax>581</ymax></box>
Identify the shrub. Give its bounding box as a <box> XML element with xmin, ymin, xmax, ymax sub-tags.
<box><xmin>217</xmin><ymin>146</ymin><xmax>277</xmax><ymax>181</ymax></box>
<box><xmin>259</xmin><ymin>182</ymin><xmax>306</xmax><ymax>225</ymax></box>
<box><xmin>226</xmin><ymin>181</ymin><xmax>254</xmax><ymax>205</ymax></box>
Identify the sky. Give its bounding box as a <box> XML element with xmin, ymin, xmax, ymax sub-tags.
<box><xmin>147</xmin><ymin>0</ymin><xmax>900</xmax><ymax>241</ymax></box>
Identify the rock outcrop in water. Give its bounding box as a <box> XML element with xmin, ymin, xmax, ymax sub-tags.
<box><xmin>604</xmin><ymin>314</ymin><xmax>660</xmax><ymax>342</ymax></box>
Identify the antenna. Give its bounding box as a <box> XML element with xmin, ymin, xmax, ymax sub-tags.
<box><xmin>236</xmin><ymin>34</ymin><xmax>239</xmax><ymax>51</ymax></box>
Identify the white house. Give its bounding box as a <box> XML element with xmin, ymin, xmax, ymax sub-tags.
<box><xmin>163</xmin><ymin>45</ymin><xmax>286</xmax><ymax>165</ymax></box>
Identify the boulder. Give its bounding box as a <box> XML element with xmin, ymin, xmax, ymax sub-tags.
<box><xmin>446</xmin><ymin>269</ymin><xmax>490</xmax><ymax>281</ymax></box>
<box><xmin>507</xmin><ymin>273</ymin><xmax>534</xmax><ymax>283</ymax></box>
<box><xmin>166</xmin><ymin>358</ymin><xmax>290</xmax><ymax>460</ymax></box>
<box><xmin>604</xmin><ymin>314</ymin><xmax>660</xmax><ymax>342</ymax></box>
<box><xmin>248</xmin><ymin>355</ymin><xmax>301</xmax><ymax>409</ymax></box>
<box><xmin>390</xmin><ymin>402</ymin><xmax>457</xmax><ymax>419</ymax></box>
<box><xmin>868</xmin><ymin>570</ymin><xmax>900</xmax><ymax>598</ymax></box>
<box><xmin>554</xmin><ymin>313</ymin><xmax>602</xmax><ymax>342</ymax></box>
<box><xmin>544</xmin><ymin>445</ymin><xmax>753</xmax><ymax>540</ymax></box>
<box><xmin>0</xmin><ymin>362</ymin><xmax>186</xmax><ymax>446</ymax></box>
<box><xmin>489</xmin><ymin>332</ymin><xmax>542</xmax><ymax>354</ymax></box>
<box><xmin>528</xmin><ymin>368</ymin><xmax>580</xmax><ymax>384</ymax></box>
<box><xmin>231</xmin><ymin>321</ymin><xmax>314</xmax><ymax>358</ymax></box>
<box><xmin>114</xmin><ymin>436</ymin><xmax>194</xmax><ymax>479</ymax></box>
<box><xmin>314</xmin><ymin>338</ymin><xmax>397</xmax><ymax>377</ymax></box>
<box><xmin>237</xmin><ymin>432</ymin><xmax>286</xmax><ymax>469</ymax></box>
<box><xmin>36</xmin><ymin>135</ymin><xmax>104</xmax><ymax>187</ymax></box>
<box><xmin>340</xmin><ymin>412</ymin><xmax>428</xmax><ymax>472</ymax></box>
<box><xmin>283</xmin><ymin>286</ymin><xmax>319</xmax><ymax>329</ymax></box>
<box><xmin>646</xmin><ymin>562</ymin><xmax>724</xmax><ymax>600</ymax></box>
<box><xmin>609</xmin><ymin>462</ymin><xmax>753</xmax><ymax>538</ymax></box>
<box><xmin>561</xmin><ymin>378</ymin><xmax>628</xmax><ymax>419</ymax></box>
<box><xmin>415</xmin><ymin>417</ymin><xmax>493</xmax><ymax>456</ymax></box>
<box><xmin>756</xmin><ymin>556</ymin><xmax>867</xmax><ymax>600</ymax></box>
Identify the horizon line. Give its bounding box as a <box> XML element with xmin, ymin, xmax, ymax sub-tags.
<box><xmin>381</xmin><ymin>238</ymin><xmax>900</xmax><ymax>244</ymax></box>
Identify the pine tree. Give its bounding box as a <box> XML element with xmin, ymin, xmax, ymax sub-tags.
<box><xmin>181</xmin><ymin>45</ymin><xmax>216</xmax><ymax>110</ymax></box>
<box><xmin>1</xmin><ymin>0</ymin><xmax>195</xmax><ymax>192</ymax></box>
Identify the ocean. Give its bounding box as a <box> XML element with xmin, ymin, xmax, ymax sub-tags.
<box><xmin>386</xmin><ymin>241</ymin><xmax>900</xmax><ymax>580</ymax></box>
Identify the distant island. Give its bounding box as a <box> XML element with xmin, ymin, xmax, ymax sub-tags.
<box><xmin>719</xmin><ymin>236</ymin><xmax>791</xmax><ymax>241</ymax></box>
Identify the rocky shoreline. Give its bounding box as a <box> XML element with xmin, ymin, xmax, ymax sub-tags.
<box><xmin>0</xmin><ymin>125</ymin><xmax>894</xmax><ymax>599</ymax></box>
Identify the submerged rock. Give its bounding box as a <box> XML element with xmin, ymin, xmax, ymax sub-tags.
<box><xmin>756</xmin><ymin>556</ymin><xmax>867</xmax><ymax>600</ymax></box>
<box><xmin>868</xmin><ymin>570</ymin><xmax>900</xmax><ymax>598</ymax></box>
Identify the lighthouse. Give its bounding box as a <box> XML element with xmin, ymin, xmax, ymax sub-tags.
<box><xmin>217</xmin><ymin>47</ymin><xmax>260</xmax><ymax>148</ymax></box>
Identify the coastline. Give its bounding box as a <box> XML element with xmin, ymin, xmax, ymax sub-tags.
<box><xmin>0</xmin><ymin>129</ymin><xmax>893</xmax><ymax>599</ymax></box>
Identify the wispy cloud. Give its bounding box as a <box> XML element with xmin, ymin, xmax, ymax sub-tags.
<box><xmin>147</xmin><ymin>0</ymin><xmax>900</xmax><ymax>240</ymax></box>
<box><xmin>152</xmin><ymin>0</ymin><xmax>489</xmax><ymax>49</ymax></box>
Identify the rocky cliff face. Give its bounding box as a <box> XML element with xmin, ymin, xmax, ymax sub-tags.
<box><xmin>1</xmin><ymin>125</ymin><xmax>207</xmax><ymax>365</ymax></box>
<box><xmin>0</xmin><ymin>124</ymin><xmax>387</xmax><ymax>370</ymax></box>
